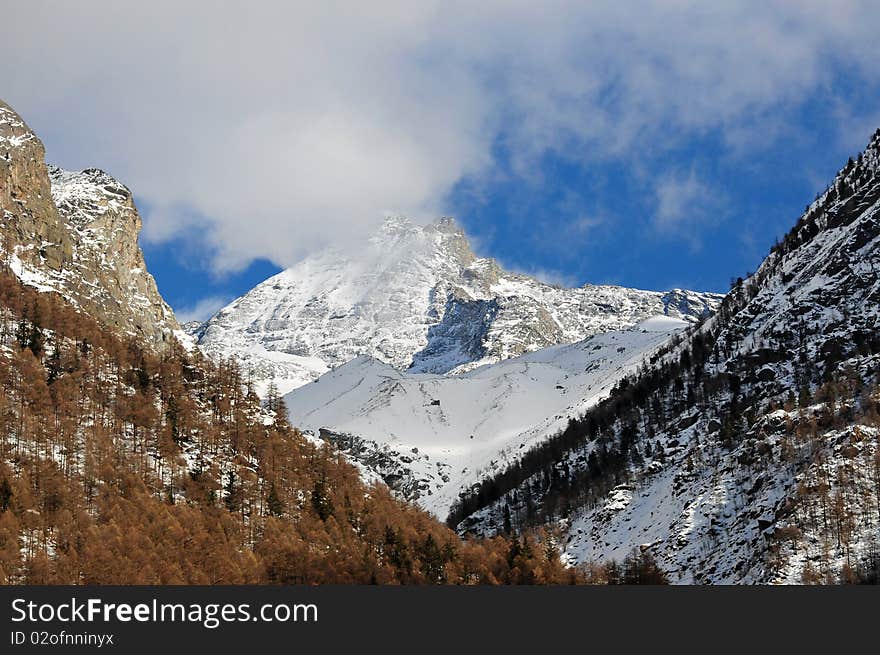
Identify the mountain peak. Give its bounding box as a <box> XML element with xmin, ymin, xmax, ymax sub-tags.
<box><xmin>47</xmin><ymin>165</ymin><xmax>138</xmax><ymax>229</ymax></box>
<box><xmin>377</xmin><ymin>214</ymin><xmax>414</xmax><ymax>234</ymax></box>
<box><xmin>0</xmin><ymin>101</ymin><xmax>38</xmax><ymax>150</ymax></box>
<box><xmin>375</xmin><ymin>215</ymin><xmax>466</xmax><ymax>239</ymax></box>
<box><xmin>855</xmin><ymin>127</ymin><xmax>880</xmax><ymax>179</ymax></box>
<box><xmin>197</xmin><ymin>214</ymin><xmax>722</xmax><ymax>395</ymax></box>
<box><xmin>433</xmin><ymin>215</ymin><xmax>462</xmax><ymax>233</ymax></box>
<box><xmin>804</xmin><ymin>127</ymin><xmax>880</xmax><ymax>219</ymax></box>
<box><xmin>2</xmin><ymin>101</ymin><xmax>74</xmax><ymax>277</ymax></box>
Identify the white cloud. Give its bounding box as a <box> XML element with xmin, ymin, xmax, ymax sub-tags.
<box><xmin>2</xmin><ymin>1</ymin><xmax>878</xmax><ymax>272</ymax></box>
<box><xmin>506</xmin><ymin>263</ymin><xmax>581</xmax><ymax>289</ymax></box>
<box><xmin>653</xmin><ymin>169</ymin><xmax>726</xmax><ymax>248</ymax></box>
<box><xmin>655</xmin><ymin>171</ymin><xmax>714</xmax><ymax>228</ymax></box>
<box><xmin>174</xmin><ymin>296</ymin><xmax>232</xmax><ymax>324</ymax></box>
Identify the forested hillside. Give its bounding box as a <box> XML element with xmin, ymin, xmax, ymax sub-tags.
<box><xmin>449</xmin><ymin>130</ymin><xmax>880</xmax><ymax>584</ymax></box>
<box><xmin>0</xmin><ymin>267</ymin><xmax>593</xmax><ymax>584</ymax></box>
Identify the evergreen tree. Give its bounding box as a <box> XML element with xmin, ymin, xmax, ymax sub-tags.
<box><xmin>267</xmin><ymin>481</ymin><xmax>284</xmax><ymax>517</ymax></box>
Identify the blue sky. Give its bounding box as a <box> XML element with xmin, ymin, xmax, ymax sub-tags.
<box><xmin>143</xmin><ymin>88</ymin><xmax>877</xmax><ymax>322</ymax></box>
<box><xmin>4</xmin><ymin>3</ymin><xmax>880</xmax><ymax>322</ymax></box>
<box><xmin>451</xmin><ymin>100</ymin><xmax>874</xmax><ymax>293</ymax></box>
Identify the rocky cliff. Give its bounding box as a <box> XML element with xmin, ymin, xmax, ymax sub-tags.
<box><xmin>0</xmin><ymin>101</ymin><xmax>72</xmax><ymax>271</ymax></box>
<box><xmin>0</xmin><ymin>100</ymin><xmax>179</xmax><ymax>346</ymax></box>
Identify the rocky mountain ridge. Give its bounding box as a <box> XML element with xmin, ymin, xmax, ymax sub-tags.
<box><xmin>0</xmin><ymin>100</ymin><xmax>179</xmax><ymax>346</ymax></box>
<box><xmin>449</xmin><ymin>128</ymin><xmax>880</xmax><ymax>583</ymax></box>
<box><xmin>198</xmin><ymin>215</ymin><xmax>722</xmax><ymax>395</ymax></box>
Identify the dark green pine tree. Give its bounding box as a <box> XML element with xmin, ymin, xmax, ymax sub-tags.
<box><xmin>310</xmin><ymin>474</ymin><xmax>333</xmax><ymax>521</ymax></box>
<box><xmin>224</xmin><ymin>471</ymin><xmax>241</xmax><ymax>513</ymax></box>
<box><xmin>418</xmin><ymin>534</ymin><xmax>447</xmax><ymax>583</ymax></box>
<box><xmin>46</xmin><ymin>334</ymin><xmax>63</xmax><ymax>384</ymax></box>
<box><xmin>267</xmin><ymin>481</ymin><xmax>284</xmax><ymax>517</ymax></box>
<box><xmin>502</xmin><ymin>503</ymin><xmax>513</xmax><ymax>534</ymax></box>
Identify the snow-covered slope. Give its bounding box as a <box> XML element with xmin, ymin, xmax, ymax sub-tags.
<box><xmin>561</xmin><ymin>401</ymin><xmax>880</xmax><ymax>584</ymax></box>
<box><xmin>285</xmin><ymin>315</ymin><xmax>688</xmax><ymax>518</ymax></box>
<box><xmin>452</xmin><ymin>128</ymin><xmax>880</xmax><ymax>584</ymax></box>
<box><xmin>199</xmin><ymin>216</ymin><xmax>722</xmax><ymax>395</ymax></box>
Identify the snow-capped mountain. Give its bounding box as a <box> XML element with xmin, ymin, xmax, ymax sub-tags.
<box><xmin>285</xmin><ymin>315</ymin><xmax>690</xmax><ymax>518</ymax></box>
<box><xmin>198</xmin><ymin>215</ymin><xmax>722</xmax><ymax>395</ymax></box>
<box><xmin>451</xmin><ymin>128</ymin><xmax>880</xmax><ymax>583</ymax></box>
<box><xmin>0</xmin><ymin>100</ymin><xmax>180</xmax><ymax>346</ymax></box>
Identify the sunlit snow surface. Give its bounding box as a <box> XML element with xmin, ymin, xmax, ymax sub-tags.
<box><xmin>285</xmin><ymin>316</ymin><xmax>687</xmax><ymax>517</ymax></box>
<box><xmin>480</xmin><ymin>131</ymin><xmax>880</xmax><ymax>583</ymax></box>
<box><xmin>197</xmin><ymin>217</ymin><xmax>721</xmax><ymax>397</ymax></box>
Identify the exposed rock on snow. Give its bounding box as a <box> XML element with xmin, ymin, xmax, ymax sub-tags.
<box><xmin>285</xmin><ymin>316</ymin><xmax>690</xmax><ymax>518</ymax></box>
<box><xmin>199</xmin><ymin>215</ymin><xmax>722</xmax><ymax>395</ymax></box>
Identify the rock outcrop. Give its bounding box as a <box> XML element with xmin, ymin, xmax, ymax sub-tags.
<box><xmin>0</xmin><ymin>100</ymin><xmax>72</xmax><ymax>271</ymax></box>
<box><xmin>0</xmin><ymin>100</ymin><xmax>179</xmax><ymax>347</ymax></box>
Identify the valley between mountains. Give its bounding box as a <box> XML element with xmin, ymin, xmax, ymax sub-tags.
<box><xmin>2</xmin><ymin>97</ymin><xmax>879</xmax><ymax>584</ymax></box>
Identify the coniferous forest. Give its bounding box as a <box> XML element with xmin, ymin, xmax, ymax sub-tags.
<box><xmin>1</xmin><ymin>93</ymin><xmax>878</xmax><ymax>588</ymax></box>
<box><xmin>0</xmin><ymin>266</ymin><xmax>645</xmax><ymax>584</ymax></box>
<box><xmin>447</xmin><ymin>141</ymin><xmax>880</xmax><ymax>584</ymax></box>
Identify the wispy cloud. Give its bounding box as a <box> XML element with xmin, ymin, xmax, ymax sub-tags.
<box><xmin>174</xmin><ymin>295</ymin><xmax>232</xmax><ymax>324</ymax></box>
<box><xmin>653</xmin><ymin>170</ymin><xmax>725</xmax><ymax>248</ymax></box>
<box><xmin>507</xmin><ymin>264</ymin><xmax>581</xmax><ymax>289</ymax></box>
<box><xmin>3</xmin><ymin>1</ymin><xmax>879</xmax><ymax>272</ymax></box>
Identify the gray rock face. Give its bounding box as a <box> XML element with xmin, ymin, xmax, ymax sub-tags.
<box><xmin>410</xmin><ymin>291</ymin><xmax>499</xmax><ymax>373</ymax></box>
<box><xmin>198</xmin><ymin>214</ymin><xmax>723</xmax><ymax>394</ymax></box>
<box><xmin>1</xmin><ymin>100</ymin><xmax>72</xmax><ymax>271</ymax></box>
<box><xmin>1</xmin><ymin>100</ymin><xmax>179</xmax><ymax>347</ymax></box>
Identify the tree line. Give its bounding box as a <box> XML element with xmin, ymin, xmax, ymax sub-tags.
<box><xmin>446</xmin><ymin>149</ymin><xmax>880</xmax><ymax>583</ymax></box>
<box><xmin>0</xmin><ymin>267</ymin><xmax>634</xmax><ymax>584</ymax></box>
